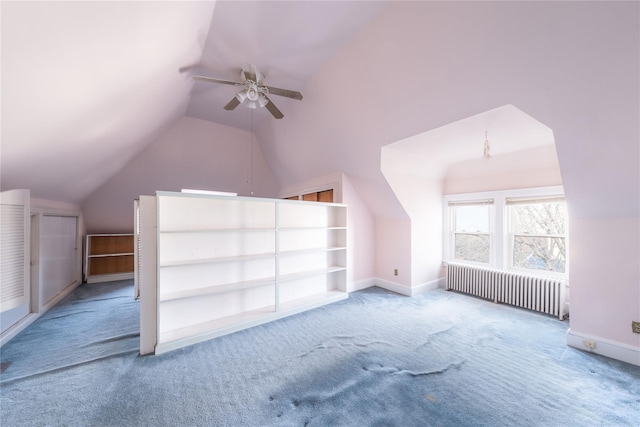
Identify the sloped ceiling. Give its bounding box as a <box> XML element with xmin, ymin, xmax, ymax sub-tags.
<box><xmin>1</xmin><ymin>1</ymin><xmax>216</xmax><ymax>203</ymax></box>
<box><xmin>383</xmin><ymin>105</ymin><xmax>556</xmax><ymax>180</ymax></box>
<box><xmin>2</xmin><ymin>1</ymin><xmax>638</xmax><ymax>220</ymax></box>
<box><xmin>186</xmin><ymin>1</ymin><xmax>389</xmax><ymax>131</ymax></box>
<box><xmin>0</xmin><ymin>1</ymin><xmax>388</xmax><ymax>204</ymax></box>
<box><xmin>256</xmin><ymin>1</ymin><xmax>639</xmax><ymax>218</ymax></box>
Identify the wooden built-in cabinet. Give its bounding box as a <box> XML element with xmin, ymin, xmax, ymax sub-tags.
<box><xmin>85</xmin><ymin>234</ymin><xmax>135</xmax><ymax>283</ymax></box>
<box><xmin>137</xmin><ymin>191</ymin><xmax>348</xmax><ymax>355</ymax></box>
<box><xmin>285</xmin><ymin>189</ymin><xmax>334</xmax><ymax>203</ymax></box>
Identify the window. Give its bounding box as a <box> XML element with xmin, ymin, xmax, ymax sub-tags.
<box><xmin>444</xmin><ymin>186</ymin><xmax>568</xmax><ymax>277</ymax></box>
<box><xmin>508</xmin><ymin>197</ymin><xmax>566</xmax><ymax>273</ymax></box>
<box><xmin>449</xmin><ymin>200</ymin><xmax>493</xmax><ymax>264</ymax></box>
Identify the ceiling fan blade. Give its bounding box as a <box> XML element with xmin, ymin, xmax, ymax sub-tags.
<box><xmin>265</xmin><ymin>86</ymin><xmax>303</xmax><ymax>101</ymax></box>
<box><xmin>178</xmin><ymin>62</ymin><xmax>200</xmax><ymax>73</ymax></box>
<box><xmin>242</xmin><ymin>63</ymin><xmax>257</xmax><ymax>82</ymax></box>
<box><xmin>264</xmin><ymin>96</ymin><xmax>284</xmax><ymax>119</ymax></box>
<box><xmin>224</xmin><ymin>97</ymin><xmax>241</xmax><ymax>111</ymax></box>
<box><xmin>194</xmin><ymin>75</ymin><xmax>243</xmax><ymax>86</ymax></box>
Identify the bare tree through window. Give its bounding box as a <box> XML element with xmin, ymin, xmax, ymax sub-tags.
<box><xmin>510</xmin><ymin>201</ymin><xmax>566</xmax><ymax>273</ymax></box>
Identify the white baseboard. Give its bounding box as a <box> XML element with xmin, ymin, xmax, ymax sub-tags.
<box><xmin>349</xmin><ymin>277</ymin><xmax>445</xmax><ymax>297</ymax></box>
<box><xmin>87</xmin><ymin>272</ymin><xmax>134</xmax><ymax>284</ymax></box>
<box><xmin>0</xmin><ymin>312</ymin><xmax>40</xmax><ymax>347</ymax></box>
<box><xmin>566</xmin><ymin>329</ymin><xmax>640</xmax><ymax>366</ymax></box>
<box><xmin>372</xmin><ymin>278</ymin><xmax>413</xmax><ymax>296</ymax></box>
<box><xmin>349</xmin><ymin>278</ymin><xmax>376</xmax><ymax>292</ymax></box>
<box><xmin>0</xmin><ymin>280</ymin><xmax>81</xmax><ymax>347</ymax></box>
<box><xmin>41</xmin><ymin>280</ymin><xmax>81</xmax><ymax>312</ymax></box>
<box><xmin>411</xmin><ymin>278</ymin><xmax>446</xmax><ymax>296</ymax></box>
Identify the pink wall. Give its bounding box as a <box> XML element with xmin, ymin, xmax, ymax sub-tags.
<box><xmin>375</xmin><ymin>217</ymin><xmax>411</xmax><ymax>288</ymax></box>
<box><xmin>256</xmin><ymin>2</ymin><xmax>639</xmax><ymax>352</ymax></box>
<box><xmin>82</xmin><ymin>116</ymin><xmax>279</xmax><ymax>233</ymax></box>
<box><xmin>569</xmin><ymin>218</ymin><xmax>640</xmax><ymax>347</ymax></box>
<box><xmin>342</xmin><ymin>173</ymin><xmax>376</xmax><ymax>287</ymax></box>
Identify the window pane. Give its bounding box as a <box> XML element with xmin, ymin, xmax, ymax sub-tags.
<box><xmin>455</xmin><ymin>206</ymin><xmax>489</xmax><ymax>232</ymax></box>
<box><xmin>454</xmin><ymin>233</ymin><xmax>490</xmax><ymax>263</ymax></box>
<box><xmin>511</xmin><ymin>202</ymin><xmax>566</xmax><ymax>234</ymax></box>
<box><xmin>513</xmin><ymin>236</ymin><xmax>566</xmax><ymax>272</ymax></box>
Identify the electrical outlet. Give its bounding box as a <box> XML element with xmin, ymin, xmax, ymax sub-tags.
<box><xmin>583</xmin><ymin>339</ymin><xmax>596</xmax><ymax>350</ymax></box>
<box><xmin>632</xmin><ymin>321</ymin><xmax>640</xmax><ymax>334</ymax></box>
<box><xmin>394</xmin><ymin>269</ymin><xmax>398</xmax><ymax>276</ymax></box>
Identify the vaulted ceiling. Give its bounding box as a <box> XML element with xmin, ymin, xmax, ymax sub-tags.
<box><xmin>2</xmin><ymin>1</ymin><xmax>638</xmax><ymax>220</ymax></box>
<box><xmin>1</xmin><ymin>1</ymin><xmax>387</xmax><ymax>204</ymax></box>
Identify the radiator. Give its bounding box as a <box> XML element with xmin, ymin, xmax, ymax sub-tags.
<box><xmin>445</xmin><ymin>262</ymin><xmax>567</xmax><ymax>319</ymax></box>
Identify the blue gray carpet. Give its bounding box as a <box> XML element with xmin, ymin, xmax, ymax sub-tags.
<box><xmin>1</xmin><ymin>280</ymin><xmax>638</xmax><ymax>426</ymax></box>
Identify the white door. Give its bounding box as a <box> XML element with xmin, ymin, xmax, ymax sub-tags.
<box><xmin>0</xmin><ymin>190</ymin><xmax>30</xmax><ymax>334</ymax></box>
<box><xmin>40</xmin><ymin>215</ymin><xmax>78</xmax><ymax>304</ymax></box>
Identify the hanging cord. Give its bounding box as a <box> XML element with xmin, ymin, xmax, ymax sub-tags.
<box><xmin>249</xmin><ymin>109</ymin><xmax>255</xmax><ymax>195</ymax></box>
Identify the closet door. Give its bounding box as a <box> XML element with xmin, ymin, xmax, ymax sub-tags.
<box><xmin>40</xmin><ymin>215</ymin><xmax>78</xmax><ymax>304</ymax></box>
<box><xmin>0</xmin><ymin>190</ymin><xmax>30</xmax><ymax>334</ymax></box>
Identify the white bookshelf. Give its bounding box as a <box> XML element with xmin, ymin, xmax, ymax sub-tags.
<box><xmin>138</xmin><ymin>191</ymin><xmax>348</xmax><ymax>355</ymax></box>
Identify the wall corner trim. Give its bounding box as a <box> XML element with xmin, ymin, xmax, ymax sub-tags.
<box><xmin>566</xmin><ymin>329</ymin><xmax>640</xmax><ymax>367</ymax></box>
<box><xmin>410</xmin><ymin>278</ymin><xmax>445</xmax><ymax>296</ymax></box>
<box><xmin>365</xmin><ymin>277</ymin><xmax>446</xmax><ymax>297</ymax></box>
<box><xmin>371</xmin><ymin>278</ymin><xmax>413</xmax><ymax>296</ymax></box>
<box><xmin>349</xmin><ymin>278</ymin><xmax>376</xmax><ymax>292</ymax></box>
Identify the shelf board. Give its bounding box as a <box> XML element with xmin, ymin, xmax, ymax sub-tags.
<box><xmin>279</xmin><ymin>246</ymin><xmax>346</xmax><ymax>256</ymax></box>
<box><xmin>159</xmin><ymin>227</ymin><xmax>275</xmax><ymax>234</ymax></box>
<box><xmin>278</xmin><ymin>290</ymin><xmax>347</xmax><ymax>313</ymax></box>
<box><xmin>158</xmin><ymin>304</ymin><xmax>276</xmax><ymax>348</ymax></box>
<box><xmin>160</xmin><ymin>278</ymin><xmax>276</xmax><ymax>302</ymax></box>
<box><xmin>88</xmin><ymin>253</ymin><xmax>134</xmax><ymax>258</ymax></box>
<box><xmin>279</xmin><ymin>226</ymin><xmax>346</xmax><ymax>231</ymax></box>
<box><xmin>160</xmin><ymin>252</ymin><xmax>276</xmax><ymax>268</ymax></box>
<box><xmin>155</xmin><ymin>290</ymin><xmax>348</xmax><ymax>355</ymax></box>
<box><xmin>86</xmin><ymin>272</ymin><xmax>134</xmax><ymax>284</ymax></box>
<box><xmin>278</xmin><ymin>266</ymin><xmax>346</xmax><ymax>282</ymax></box>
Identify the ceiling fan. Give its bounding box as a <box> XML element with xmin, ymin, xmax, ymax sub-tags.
<box><xmin>193</xmin><ymin>64</ymin><xmax>303</xmax><ymax>119</ymax></box>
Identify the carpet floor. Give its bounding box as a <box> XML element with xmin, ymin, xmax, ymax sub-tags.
<box><xmin>1</xmin><ymin>280</ymin><xmax>638</xmax><ymax>426</ymax></box>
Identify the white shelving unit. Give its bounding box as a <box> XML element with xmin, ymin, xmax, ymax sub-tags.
<box><xmin>138</xmin><ymin>191</ymin><xmax>348</xmax><ymax>355</ymax></box>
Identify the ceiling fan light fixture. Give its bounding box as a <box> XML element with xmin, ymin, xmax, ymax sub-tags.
<box><xmin>195</xmin><ymin>63</ymin><xmax>302</xmax><ymax>119</ymax></box>
<box><xmin>235</xmin><ymin>91</ymin><xmax>248</xmax><ymax>103</ymax></box>
<box><xmin>247</xmin><ymin>86</ymin><xmax>259</xmax><ymax>102</ymax></box>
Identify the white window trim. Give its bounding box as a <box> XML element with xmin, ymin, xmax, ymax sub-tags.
<box><xmin>448</xmin><ymin>200</ymin><xmax>495</xmax><ymax>267</ymax></box>
<box><xmin>443</xmin><ymin>185</ymin><xmax>567</xmax><ymax>278</ymax></box>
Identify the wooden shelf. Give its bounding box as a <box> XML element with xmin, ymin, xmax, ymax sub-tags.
<box><xmin>89</xmin><ymin>252</ymin><xmax>134</xmax><ymax>258</ymax></box>
<box><xmin>85</xmin><ymin>234</ymin><xmax>134</xmax><ymax>283</ymax></box>
<box><xmin>88</xmin><ymin>234</ymin><xmax>134</xmax><ymax>255</ymax></box>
